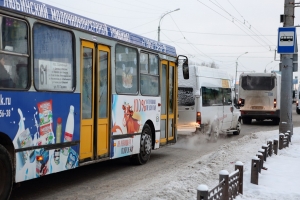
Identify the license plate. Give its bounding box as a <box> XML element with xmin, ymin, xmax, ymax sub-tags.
<box><xmin>251</xmin><ymin>106</ymin><xmax>263</xmax><ymax>109</ymax></box>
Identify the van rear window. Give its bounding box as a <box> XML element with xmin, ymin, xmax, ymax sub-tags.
<box><xmin>241</xmin><ymin>76</ymin><xmax>275</xmax><ymax>90</ymax></box>
<box><xmin>178</xmin><ymin>87</ymin><xmax>195</xmax><ymax>106</ymax></box>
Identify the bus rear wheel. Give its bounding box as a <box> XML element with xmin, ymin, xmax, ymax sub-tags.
<box><xmin>129</xmin><ymin>124</ymin><xmax>152</xmax><ymax>165</ymax></box>
<box><xmin>273</xmin><ymin>118</ymin><xmax>280</xmax><ymax>125</ymax></box>
<box><xmin>297</xmin><ymin>107</ymin><xmax>300</xmax><ymax>114</ymax></box>
<box><xmin>0</xmin><ymin>144</ymin><xmax>13</xmax><ymax>200</ymax></box>
<box><xmin>242</xmin><ymin>118</ymin><xmax>252</xmax><ymax>124</ymax></box>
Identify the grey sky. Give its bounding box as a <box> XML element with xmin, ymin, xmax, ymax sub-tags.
<box><xmin>38</xmin><ymin>0</ymin><xmax>297</xmax><ymax>81</ymax></box>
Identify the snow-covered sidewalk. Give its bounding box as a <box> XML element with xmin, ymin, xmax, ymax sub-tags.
<box><xmin>236</xmin><ymin>128</ymin><xmax>300</xmax><ymax>200</ymax></box>
<box><xmin>118</xmin><ymin>128</ymin><xmax>300</xmax><ymax>200</ymax></box>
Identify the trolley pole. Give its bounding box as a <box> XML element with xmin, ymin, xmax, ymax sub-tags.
<box><xmin>279</xmin><ymin>0</ymin><xmax>295</xmax><ymax>135</ymax></box>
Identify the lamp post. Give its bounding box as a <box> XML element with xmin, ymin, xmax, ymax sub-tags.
<box><xmin>235</xmin><ymin>52</ymin><xmax>248</xmax><ymax>102</ymax></box>
<box><xmin>158</xmin><ymin>8</ymin><xmax>180</xmax><ymax>42</ymax></box>
<box><xmin>264</xmin><ymin>61</ymin><xmax>273</xmax><ymax>73</ymax></box>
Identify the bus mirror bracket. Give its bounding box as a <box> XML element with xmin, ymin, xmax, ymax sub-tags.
<box><xmin>177</xmin><ymin>55</ymin><xmax>189</xmax><ymax>79</ymax></box>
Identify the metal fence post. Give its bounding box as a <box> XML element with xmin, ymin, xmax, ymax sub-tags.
<box><xmin>273</xmin><ymin>138</ymin><xmax>278</xmax><ymax>155</ymax></box>
<box><xmin>267</xmin><ymin>140</ymin><xmax>273</xmax><ymax>157</ymax></box>
<box><xmin>256</xmin><ymin>152</ymin><xmax>263</xmax><ymax>173</ymax></box>
<box><xmin>251</xmin><ymin>156</ymin><xmax>259</xmax><ymax>185</ymax></box>
<box><xmin>279</xmin><ymin>133</ymin><xmax>284</xmax><ymax>150</ymax></box>
<box><xmin>197</xmin><ymin>184</ymin><xmax>209</xmax><ymax>200</ymax></box>
<box><xmin>285</xmin><ymin>132</ymin><xmax>290</xmax><ymax>147</ymax></box>
<box><xmin>258</xmin><ymin>148</ymin><xmax>266</xmax><ymax>162</ymax></box>
<box><xmin>262</xmin><ymin>144</ymin><xmax>268</xmax><ymax>160</ymax></box>
<box><xmin>235</xmin><ymin>161</ymin><xmax>244</xmax><ymax>195</ymax></box>
<box><xmin>219</xmin><ymin>170</ymin><xmax>229</xmax><ymax>200</ymax></box>
<box><xmin>287</xmin><ymin>130</ymin><xmax>292</xmax><ymax>141</ymax></box>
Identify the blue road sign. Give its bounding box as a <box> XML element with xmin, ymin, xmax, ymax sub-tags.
<box><xmin>277</xmin><ymin>27</ymin><xmax>296</xmax><ymax>54</ymax></box>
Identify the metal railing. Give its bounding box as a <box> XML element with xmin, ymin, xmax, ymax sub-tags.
<box><xmin>197</xmin><ymin>131</ymin><xmax>292</xmax><ymax>200</ymax></box>
<box><xmin>197</xmin><ymin>162</ymin><xmax>244</xmax><ymax>200</ymax></box>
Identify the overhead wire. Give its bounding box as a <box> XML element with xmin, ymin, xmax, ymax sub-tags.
<box><xmin>168</xmin><ymin>15</ymin><xmax>223</xmax><ymax>62</ymax></box>
<box><xmin>206</xmin><ymin>0</ymin><xmax>272</xmax><ymax>50</ymax></box>
<box><xmin>161</xmin><ymin>29</ymin><xmax>277</xmax><ymax>37</ymax></box>
<box><xmin>45</xmin><ymin>0</ymin><xmax>157</xmax><ymax>19</ymax></box>
<box><xmin>227</xmin><ymin>0</ymin><xmax>276</xmax><ymax>49</ymax></box>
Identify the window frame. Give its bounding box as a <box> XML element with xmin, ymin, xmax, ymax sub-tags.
<box><xmin>32</xmin><ymin>22</ymin><xmax>76</xmax><ymax>93</ymax></box>
<box><xmin>115</xmin><ymin>43</ymin><xmax>139</xmax><ymax>95</ymax></box>
<box><xmin>202</xmin><ymin>87</ymin><xmax>231</xmax><ymax>107</ymax></box>
<box><xmin>0</xmin><ymin>14</ymin><xmax>30</xmax><ymax>91</ymax></box>
<box><xmin>139</xmin><ymin>51</ymin><xmax>160</xmax><ymax>96</ymax></box>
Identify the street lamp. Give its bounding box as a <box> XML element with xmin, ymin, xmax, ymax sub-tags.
<box><xmin>158</xmin><ymin>8</ymin><xmax>180</xmax><ymax>42</ymax></box>
<box><xmin>264</xmin><ymin>61</ymin><xmax>273</xmax><ymax>73</ymax></box>
<box><xmin>234</xmin><ymin>52</ymin><xmax>248</xmax><ymax>102</ymax></box>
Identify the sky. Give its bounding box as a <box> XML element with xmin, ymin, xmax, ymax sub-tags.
<box><xmin>36</xmin><ymin>0</ymin><xmax>300</xmax><ymax>82</ymax></box>
<box><xmin>102</xmin><ymin>127</ymin><xmax>300</xmax><ymax>200</ymax></box>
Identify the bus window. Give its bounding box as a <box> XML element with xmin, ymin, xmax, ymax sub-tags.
<box><xmin>140</xmin><ymin>52</ymin><xmax>159</xmax><ymax>96</ymax></box>
<box><xmin>115</xmin><ymin>44</ymin><xmax>138</xmax><ymax>94</ymax></box>
<box><xmin>0</xmin><ymin>16</ymin><xmax>29</xmax><ymax>89</ymax></box>
<box><xmin>99</xmin><ymin>51</ymin><xmax>108</xmax><ymax>118</ymax></box>
<box><xmin>202</xmin><ymin>87</ymin><xmax>223</xmax><ymax>106</ymax></box>
<box><xmin>241</xmin><ymin>76</ymin><xmax>275</xmax><ymax>90</ymax></box>
<box><xmin>33</xmin><ymin>23</ymin><xmax>74</xmax><ymax>91</ymax></box>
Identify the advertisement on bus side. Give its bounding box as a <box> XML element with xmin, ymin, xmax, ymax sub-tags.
<box><xmin>110</xmin><ymin>95</ymin><xmax>160</xmax><ymax>159</ymax></box>
<box><xmin>0</xmin><ymin>91</ymin><xmax>80</xmax><ymax>182</ymax></box>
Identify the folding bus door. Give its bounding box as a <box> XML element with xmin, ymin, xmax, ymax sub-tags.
<box><xmin>80</xmin><ymin>41</ymin><xmax>110</xmax><ymax>161</ymax></box>
<box><xmin>96</xmin><ymin>45</ymin><xmax>110</xmax><ymax>158</ymax></box>
<box><xmin>160</xmin><ymin>60</ymin><xmax>176</xmax><ymax>145</ymax></box>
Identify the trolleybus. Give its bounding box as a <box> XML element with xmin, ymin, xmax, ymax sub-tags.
<box><xmin>0</xmin><ymin>0</ymin><xmax>189</xmax><ymax>199</ymax></box>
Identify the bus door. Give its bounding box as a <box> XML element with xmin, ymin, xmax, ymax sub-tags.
<box><xmin>80</xmin><ymin>41</ymin><xmax>110</xmax><ymax>161</ymax></box>
<box><xmin>160</xmin><ymin>60</ymin><xmax>176</xmax><ymax>145</ymax></box>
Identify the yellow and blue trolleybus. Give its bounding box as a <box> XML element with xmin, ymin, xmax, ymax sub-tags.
<box><xmin>0</xmin><ymin>0</ymin><xmax>189</xmax><ymax>199</ymax></box>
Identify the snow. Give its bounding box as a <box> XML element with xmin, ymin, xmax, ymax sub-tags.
<box><xmin>219</xmin><ymin>170</ymin><xmax>229</xmax><ymax>175</ymax></box>
<box><xmin>110</xmin><ymin>127</ymin><xmax>300</xmax><ymax>200</ymax></box>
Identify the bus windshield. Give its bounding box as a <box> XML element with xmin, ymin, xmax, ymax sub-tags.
<box><xmin>241</xmin><ymin>76</ymin><xmax>275</xmax><ymax>90</ymax></box>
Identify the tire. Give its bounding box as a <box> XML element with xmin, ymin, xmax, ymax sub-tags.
<box><xmin>273</xmin><ymin>118</ymin><xmax>280</xmax><ymax>125</ymax></box>
<box><xmin>129</xmin><ymin>124</ymin><xmax>152</xmax><ymax>165</ymax></box>
<box><xmin>297</xmin><ymin>107</ymin><xmax>300</xmax><ymax>114</ymax></box>
<box><xmin>233</xmin><ymin>120</ymin><xmax>241</xmax><ymax>135</ymax></box>
<box><xmin>242</xmin><ymin>118</ymin><xmax>251</xmax><ymax>124</ymax></box>
<box><xmin>0</xmin><ymin>144</ymin><xmax>13</xmax><ymax>200</ymax></box>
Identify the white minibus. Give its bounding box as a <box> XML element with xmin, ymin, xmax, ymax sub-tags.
<box><xmin>178</xmin><ymin>65</ymin><xmax>241</xmax><ymax>141</ymax></box>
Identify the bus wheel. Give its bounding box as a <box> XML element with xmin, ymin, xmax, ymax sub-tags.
<box><xmin>233</xmin><ymin>120</ymin><xmax>241</xmax><ymax>135</ymax></box>
<box><xmin>129</xmin><ymin>124</ymin><xmax>152</xmax><ymax>165</ymax></box>
<box><xmin>297</xmin><ymin>107</ymin><xmax>300</xmax><ymax>114</ymax></box>
<box><xmin>0</xmin><ymin>144</ymin><xmax>13</xmax><ymax>200</ymax></box>
<box><xmin>273</xmin><ymin>118</ymin><xmax>280</xmax><ymax>125</ymax></box>
<box><xmin>243</xmin><ymin>118</ymin><xmax>251</xmax><ymax>124</ymax></box>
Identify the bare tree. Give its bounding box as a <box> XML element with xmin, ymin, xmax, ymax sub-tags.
<box><xmin>200</xmin><ymin>61</ymin><xmax>218</xmax><ymax>69</ymax></box>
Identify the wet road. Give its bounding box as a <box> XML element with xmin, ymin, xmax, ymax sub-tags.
<box><xmin>10</xmin><ymin>105</ymin><xmax>300</xmax><ymax>200</ymax></box>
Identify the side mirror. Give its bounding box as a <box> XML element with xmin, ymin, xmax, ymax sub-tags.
<box><xmin>177</xmin><ymin>55</ymin><xmax>189</xmax><ymax>80</ymax></box>
<box><xmin>182</xmin><ymin>60</ymin><xmax>189</xmax><ymax>79</ymax></box>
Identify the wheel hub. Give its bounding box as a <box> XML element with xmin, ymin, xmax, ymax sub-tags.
<box><xmin>141</xmin><ymin>134</ymin><xmax>151</xmax><ymax>155</ymax></box>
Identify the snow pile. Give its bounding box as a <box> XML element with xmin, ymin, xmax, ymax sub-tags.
<box><xmin>106</xmin><ymin>128</ymin><xmax>300</xmax><ymax>200</ymax></box>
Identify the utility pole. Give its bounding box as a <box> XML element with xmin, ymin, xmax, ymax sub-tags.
<box><xmin>279</xmin><ymin>0</ymin><xmax>295</xmax><ymax>135</ymax></box>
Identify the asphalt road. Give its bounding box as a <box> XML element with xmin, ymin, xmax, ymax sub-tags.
<box><xmin>9</xmin><ymin>105</ymin><xmax>300</xmax><ymax>200</ymax></box>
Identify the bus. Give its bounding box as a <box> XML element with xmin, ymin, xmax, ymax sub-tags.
<box><xmin>177</xmin><ymin>65</ymin><xmax>241</xmax><ymax>141</ymax></box>
<box><xmin>238</xmin><ymin>72</ymin><xmax>281</xmax><ymax>125</ymax></box>
<box><xmin>0</xmin><ymin>1</ymin><xmax>189</xmax><ymax>199</ymax></box>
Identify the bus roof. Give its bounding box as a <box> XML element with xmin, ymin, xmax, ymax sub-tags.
<box><xmin>1</xmin><ymin>0</ymin><xmax>177</xmax><ymax>57</ymax></box>
<box><xmin>194</xmin><ymin>65</ymin><xmax>231</xmax><ymax>80</ymax></box>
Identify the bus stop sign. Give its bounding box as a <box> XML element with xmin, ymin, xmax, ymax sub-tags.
<box><xmin>277</xmin><ymin>27</ymin><xmax>297</xmax><ymax>54</ymax></box>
